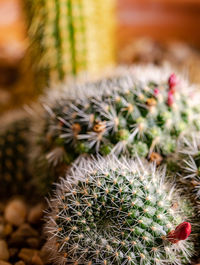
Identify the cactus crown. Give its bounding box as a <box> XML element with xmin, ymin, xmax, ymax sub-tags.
<box><xmin>45</xmin><ymin>155</ymin><xmax>194</xmax><ymax>265</ymax></box>
<box><xmin>40</xmin><ymin>66</ymin><xmax>200</xmax><ymax>168</ymax></box>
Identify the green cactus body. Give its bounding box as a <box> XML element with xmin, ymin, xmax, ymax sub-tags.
<box><xmin>38</xmin><ymin>66</ymin><xmax>200</xmax><ymax>174</ymax></box>
<box><xmin>26</xmin><ymin>0</ymin><xmax>116</xmax><ymax>86</ymax></box>
<box><xmin>0</xmin><ymin>112</ymin><xmax>31</xmax><ymax>198</ymax></box>
<box><xmin>45</xmin><ymin>156</ymin><xmax>194</xmax><ymax>264</ymax></box>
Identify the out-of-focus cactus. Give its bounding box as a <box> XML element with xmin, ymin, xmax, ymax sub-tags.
<box><xmin>25</xmin><ymin>0</ymin><xmax>116</xmax><ymax>87</ymax></box>
<box><xmin>0</xmin><ymin>111</ymin><xmax>32</xmax><ymax>198</ymax></box>
<box><xmin>44</xmin><ymin>155</ymin><xmax>194</xmax><ymax>265</ymax></box>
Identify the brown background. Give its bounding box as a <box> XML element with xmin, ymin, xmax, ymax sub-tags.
<box><xmin>117</xmin><ymin>0</ymin><xmax>200</xmax><ymax>50</ymax></box>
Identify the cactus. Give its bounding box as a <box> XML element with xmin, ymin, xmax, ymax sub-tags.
<box><xmin>44</xmin><ymin>155</ymin><xmax>194</xmax><ymax>265</ymax></box>
<box><xmin>0</xmin><ymin>111</ymin><xmax>32</xmax><ymax>198</ymax></box>
<box><xmin>25</xmin><ymin>0</ymin><xmax>116</xmax><ymax>87</ymax></box>
<box><xmin>37</xmin><ymin>66</ymin><xmax>200</xmax><ymax>175</ymax></box>
<box><xmin>177</xmin><ymin>133</ymin><xmax>200</xmax><ymax>210</ymax></box>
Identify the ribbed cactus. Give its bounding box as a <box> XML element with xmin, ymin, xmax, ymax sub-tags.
<box><xmin>0</xmin><ymin>111</ymin><xmax>32</xmax><ymax>197</ymax></box>
<box><xmin>37</xmin><ymin>66</ymin><xmax>200</xmax><ymax>174</ymax></box>
<box><xmin>26</xmin><ymin>0</ymin><xmax>116</xmax><ymax>86</ymax></box>
<box><xmin>45</xmin><ymin>155</ymin><xmax>194</xmax><ymax>265</ymax></box>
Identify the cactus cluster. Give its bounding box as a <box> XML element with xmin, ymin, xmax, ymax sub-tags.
<box><xmin>26</xmin><ymin>0</ymin><xmax>116</xmax><ymax>86</ymax></box>
<box><xmin>45</xmin><ymin>155</ymin><xmax>194</xmax><ymax>265</ymax></box>
<box><xmin>37</xmin><ymin>66</ymin><xmax>200</xmax><ymax>175</ymax></box>
<box><xmin>0</xmin><ymin>111</ymin><xmax>32</xmax><ymax>198</ymax></box>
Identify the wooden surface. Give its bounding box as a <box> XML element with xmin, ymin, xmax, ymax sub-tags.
<box><xmin>117</xmin><ymin>0</ymin><xmax>200</xmax><ymax>49</ymax></box>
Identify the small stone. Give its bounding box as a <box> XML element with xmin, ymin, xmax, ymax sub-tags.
<box><xmin>9</xmin><ymin>224</ymin><xmax>39</xmax><ymax>247</ymax></box>
<box><xmin>14</xmin><ymin>261</ymin><xmax>25</xmax><ymax>265</ymax></box>
<box><xmin>13</xmin><ymin>224</ymin><xmax>39</xmax><ymax>238</ymax></box>
<box><xmin>18</xmin><ymin>248</ymin><xmax>38</xmax><ymax>263</ymax></box>
<box><xmin>31</xmin><ymin>253</ymin><xmax>43</xmax><ymax>265</ymax></box>
<box><xmin>26</xmin><ymin>237</ymin><xmax>40</xmax><ymax>249</ymax></box>
<box><xmin>5</xmin><ymin>200</ymin><xmax>27</xmax><ymax>226</ymax></box>
<box><xmin>0</xmin><ymin>240</ymin><xmax>9</xmax><ymax>261</ymax></box>
<box><xmin>0</xmin><ymin>261</ymin><xmax>11</xmax><ymax>265</ymax></box>
<box><xmin>28</xmin><ymin>204</ymin><xmax>44</xmax><ymax>224</ymax></box>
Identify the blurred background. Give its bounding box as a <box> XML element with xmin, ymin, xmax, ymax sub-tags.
<box><xmin>1</xmin><ymin>0</ymin><xmax>200</xmax><ymax>113</ymax></box>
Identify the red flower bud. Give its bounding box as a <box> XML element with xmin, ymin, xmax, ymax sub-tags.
<box><xmin>154</xmin><ymin>88</ymin><xmax>159</xmax><ymax>96</ymax></box>
<box><xmin>167</xmin><ymin>222</ymin><xmax>191</xmax><ymax>244</ymax></box>
<box><xmin>168</xmin><ymin>73</ymin><xmax>178</xmax><ymax>93</ymax></box>
<box><xmin>167</xmin><ymin>91</ymin><xmax>174</xmax><ymax>107</ymax></box>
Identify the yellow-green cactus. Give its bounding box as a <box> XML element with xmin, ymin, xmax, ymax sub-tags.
<box><xmin>25</xmin><ymin>0</ymin><xmax>116</xmax><ymax>86</ymax></box>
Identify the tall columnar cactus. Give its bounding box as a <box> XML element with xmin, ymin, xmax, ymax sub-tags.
<box><xmin>26</xmin><ymin>0</ymin><xmax>116</xmax><ymax>86</ymax></box>
<box><xmin>44</xmin><ymin>155</ymin><xmax>194</xmax><ymax>265</ymax></box>
<box><xmin>36</xmin><ymin>65</ymin><xmax>200</xmax><ymax>176</ymax></box>
<box><xmin>0</xmin><ymin>111</ymin><xmax>32</xmax><ymax>198</ymax></box>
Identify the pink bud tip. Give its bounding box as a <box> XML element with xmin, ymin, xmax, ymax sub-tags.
<box><xmin>154</xmin><ymin>88</ymin><xmax>159</xmax><ymax>96</ymax></box>
<box><xmin>168</xmin><ymin>73</ymin><xmax>178</xmax><ymax>93</ymax></box>
<box><xmin>167</xmin><ymin>222</ymin><xmax>191</xmax><ymax>244</ymax></box>
<box><xmin>167</xmin><ymin>91</ymin><xmax>174</xmax><ymax>107</ymax></box>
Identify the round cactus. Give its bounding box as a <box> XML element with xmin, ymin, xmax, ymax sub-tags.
<box><xmin>44</xmin><ymin>155</ymin><xmax>194</xmax><ymax>265</ymax></box>
<box><xmin>0</xmin><ymin>111</ymin><xmax>32</xmax><ymax>198</ymax></box>
<box><xmin>37</xmin><ymin>65</ymin><xmax>200</xmax><ymax>174</ymax></box>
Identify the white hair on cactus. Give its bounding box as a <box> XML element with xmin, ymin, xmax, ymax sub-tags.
<box><xmin>44</xmin><ymin>155</ymin><xmax>194</xmax><ymax>265</ymax></box>
<box><xmin>42</xmin><ymin>64</ymin><xmax>199</xmax><ymax>107</ymax></box>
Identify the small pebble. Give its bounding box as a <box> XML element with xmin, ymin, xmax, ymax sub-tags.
<box><xmin>18</xmin><ymin>248</ymin><xmax>38</xmax><ymax>263</ymax></box>
<box><xmin>27</xmin><ymin>237</ymin><xmax>40</xmax><ymax>249</ymax></box>
<box><xmin>28</xmin><ymin>204</ymin><xmax>44</xmax><ymax>224</ymax></box>
<box><xmin>0</xmin><ymin>240</ymin><xmax>9</xmax><ymax>261</ymax></box>
<box><xmin>5</xmin><ymin>200</ymin><xmax>27</xmax><ymax>226</ymax></box>
<box><xmin>12</xmin><ymin>224</ymin><xmax>39</xmax><ymax>239</ymax></box>
<box><xmin>9</xmin><ymin>224</ymin><xmax>38</xmax><ymax>247</ymax></box>
<box><xmin>31</xmin><ymin>253</ymin><xmax>43</xmax><ymax>265</ymax></box>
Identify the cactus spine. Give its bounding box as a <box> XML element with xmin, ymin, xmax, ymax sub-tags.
<box><xmin>45</xmin><ymin>155</ymin><xmax>194</xmax><ymax>265</ymax></box>
<box><xmin>26</xmin><ymin>0</ymin><xmax>116</xmax><ymax>86</ymax></box>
